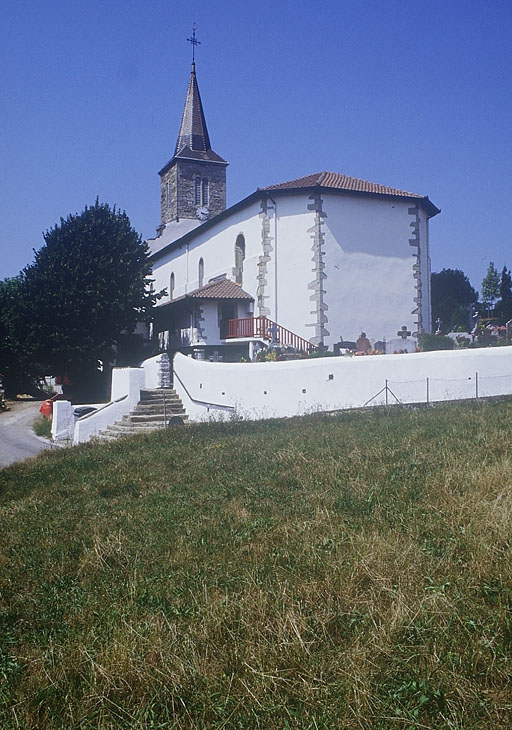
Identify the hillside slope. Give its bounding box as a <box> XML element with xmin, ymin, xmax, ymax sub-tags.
<box><xmin>1</xmin><ymin>402</ymin><xmax>511</xmax><ymax>729</ymax></box>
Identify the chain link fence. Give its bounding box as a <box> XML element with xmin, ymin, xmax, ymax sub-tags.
<box><xmin>364</xmin><ymin>372</ymin><xmax>512</xmax><ymax>407</ymax></box>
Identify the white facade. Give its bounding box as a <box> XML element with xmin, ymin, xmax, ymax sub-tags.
<box><xmin>149</xmin><ymin>183</ymin><xmax>435</xmax><ymax>351</ymax></box>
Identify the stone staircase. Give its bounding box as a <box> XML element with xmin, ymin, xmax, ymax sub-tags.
<box><xmin>98</xmin><ymin>388</ymin><xmax>187</xmax><ymax>440</ymax></box>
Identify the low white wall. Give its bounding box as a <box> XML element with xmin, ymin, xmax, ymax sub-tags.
<box><xmin>52</xmin><ymin>400</ymin><xmax>74</xmax><ymax>441</ymax></box>
<box><xmin>73</xmin><ymin>367</ymin><xmax>145</xmax><ymax>444</ymax></box>
<box><xmin>172</xmin><ymin>347</ymin><xmax>512</xmax><ymax>421</ymax></box>
<box><xmin>142</xmin><ymin>353</ymin><xmax>169</xmax><ymax>389</ymax></box>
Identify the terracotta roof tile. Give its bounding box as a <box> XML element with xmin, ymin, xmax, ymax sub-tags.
<box><xmin>260</xmin><ymin>170</ymin><xmax>426</xmax><ymax>200</ymax></box>
<box><xmin>187</xmin><ymin>279</ymin><xmax>253</xmax><ymax>300</ymax></box>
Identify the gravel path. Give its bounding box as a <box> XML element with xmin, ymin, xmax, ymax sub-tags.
<box><xmin>0</xmin><ymin>401</ymin><xmax>56</xmax><ymax>468</ymax></box>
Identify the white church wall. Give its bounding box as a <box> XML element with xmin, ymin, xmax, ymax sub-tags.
<box><xmin>151</xmin><ymin>200</ymin><xmax>263</xmax><ymax>302</ymax></box>
<box><xmin>197</xmin><ymin>301</ymin><xmax>221</xmax><ymax>344</ymax></box>
<box><xmin>172</xmin><ymin>347</ymin><xmax>512</xmax><ymax>422</ymax></box>
<box><xmin>269</xmin><ymin>195</ymin><xmax>316</xmax><ymax>333</ymax></box>
<box><xmin>321</xmin><ymin>193</ymin><xmax>419</xmax><ymax>347</ymax></box>
<box><xmin>151</xmin><ymin>190</ymin><xmax>434</xmax><ymax>351</ymax></box>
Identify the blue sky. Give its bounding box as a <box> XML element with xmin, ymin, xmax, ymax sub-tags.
<box><xmin>2</xmin><ymin>0</ymin><xmax>511</xmax><ymax>295</ymax></box>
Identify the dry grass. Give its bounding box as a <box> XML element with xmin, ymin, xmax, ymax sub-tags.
<box><xmin>1</xmin><ymin>400</ymin><xmax>512</xmax><ymax>728</ymax></box>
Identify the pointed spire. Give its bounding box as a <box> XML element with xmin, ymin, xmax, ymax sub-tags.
<box><xmin>175</xmin><ymin>61</ymin><xmax>212</xmax><ymax>155</ymax></box>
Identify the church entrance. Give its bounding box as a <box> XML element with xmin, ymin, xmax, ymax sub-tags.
<box><xmin>219</xmin><ymin>301</ymin><xmax>237</xmax><ymax>339</ymax></box>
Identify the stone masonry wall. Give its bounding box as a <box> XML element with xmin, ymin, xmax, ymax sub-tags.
<box><xmin>160</xmin><ymin>160</ymin><xmax>226</xmax><ymax>225</ymax></box>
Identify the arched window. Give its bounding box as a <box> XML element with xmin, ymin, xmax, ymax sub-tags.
<box><xmin>234</xmin><ymin>234</ymin><xmax>245</xmax><ymax>285</ymax></box>
<box><xmin>198</xmin><ymin>258</ymin><xmax>204</xmax><ymax>288</ymax></box>
<box><xmin>169</xmin><ymin>272</ymin><xmax>175</xmax><ymax>300</ymax></box>
<box><xmin>166</xmin><ymin>182</ymin><xmax>171</xmax><ymax>210</ymax></box>
<box><xmin>194</xmin><ymin>177</ymin><xmax>201</xmax><ymax>206</ymax></box>
<box><xmin>202</xmin><ymin>178</ymin><xmax>209</xmax><ymax>206</ymax></box>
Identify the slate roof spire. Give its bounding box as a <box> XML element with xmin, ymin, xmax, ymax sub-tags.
<box><xmin>175</xmin><ymin>59</ymin><xmax>212</xmax><ymax>155</ymax></box>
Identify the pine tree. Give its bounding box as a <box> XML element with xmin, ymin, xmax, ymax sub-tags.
<box><xmin>481</xmin><ymin>262</ymin><xmax>500</xmax><ymax>310</ymax></box>
<box><xmin>499</xmin><ymin>266</ymin><xmax>512</xmax><ymax>321</ymax></box>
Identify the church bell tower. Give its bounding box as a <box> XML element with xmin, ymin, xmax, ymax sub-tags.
<box><xmin>158</xmin><ymin>28</ymin><xmax>228</xmax><ymax>232</ymax></box>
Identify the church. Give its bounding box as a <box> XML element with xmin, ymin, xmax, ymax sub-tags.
<box><xmin>148</xmin><ymin>52</ymin><xmax>440</xmax><ymax>361</ymax></box>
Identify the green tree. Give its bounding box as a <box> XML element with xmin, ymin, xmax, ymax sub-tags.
<box><xmin>481</xmin><ymin>262</ymin><xmax>500</xmax><ymax>310</ymax></box>
<box><xmin>498</xmin><ymin>266</ymin><xmax>512</xmax><ymax>322</ymax></box>
<box><xmin>431</xmin><ymin>269</ymin><xmax>478</xmax><ymax>333</ymax></box>
<box><xmin>0</xmin><ymin>276</ymin><xmax>43</xmax><ymax>396</ymax></box>
<box><xmin>15</xmin><ymin>200</ymin><xmax>161</xmax><ymax>400</ymax></box>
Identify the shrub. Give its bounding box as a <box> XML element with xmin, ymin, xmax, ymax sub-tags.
<box><xmin>33</xmin><ymin>417</ymin><xmax>52</xmax><ymax>439</ymax></box>
<box><xmin>419</xmin><ymin>333</ymin><xmax>454</xmax><ymax>351</ymax></box>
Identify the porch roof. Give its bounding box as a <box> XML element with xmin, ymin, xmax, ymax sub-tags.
<box><xmin>154</xmin><ymin>279</ymin><xmax>253</xmax><ymax>318</ymax></box>
<box><xmin>186</xmin><ymin>279</ymin><xmax>253</xmax><ymax>301</ymax></box>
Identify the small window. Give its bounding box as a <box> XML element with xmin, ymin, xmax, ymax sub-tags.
<box><xmin>198</xmin><ymin>258</ymin><xmax>204</xmax><ymax>288</ymax></box>
<box><xmin>170</xmin><ymin>272</ymin><xmax>175</xmax><ymax>300</ymax></box>
<box><xmin>234</xmin><ymin>234</ymin><xmax>245</xmax><ymax>285</ymax></box>
<box><xmin>194</xmin><ymin>177</ymin><xmax>201</xmax><ymax>206</ymax></box>
<box><xmin>202</xmin><ymin>178</ymin><xmax>209</xmax><ymax>206</ymax></box>
<box><xmin>166</xmin><ymin>182</ymin><xmax>171</xmax><ymax>210</ymax></box>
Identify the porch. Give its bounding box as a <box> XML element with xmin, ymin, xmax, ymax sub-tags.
<box><xmin>224</xmin><ymin>316</ymin><xmax>316</xmax><ymax>354</ymax></box>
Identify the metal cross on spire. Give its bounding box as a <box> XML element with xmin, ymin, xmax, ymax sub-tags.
<box><xmin>187</xmin><ymin>23</ymin><xmax>201</xmax><ymax>63</ymax></box>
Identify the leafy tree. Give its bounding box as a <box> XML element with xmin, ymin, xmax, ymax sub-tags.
<box><xmin>498</xmin><ymin>266</ymin><xmax>512</xmax><ymax>322</ymax></box>
<box><xmin>481</xmin><ymin>262</ymin><xmax>500</xmax><ymax>310</ymax></box>
<box><xmin>14</xmin><ymin>200</ymin><xmax>161</xmax><ymax>400</ymax></box>
<box><xmin>0</xmin><ymin>276</ymin><xmax>44</xmax><ymax>396</ymax></box>
<box><xmin>431</xmin><ymin>269</ymin><xmax>478</xmax><ymax>333</ymax></box>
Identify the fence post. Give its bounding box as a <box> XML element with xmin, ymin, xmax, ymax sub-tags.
<box><xmin>426</xmin><ymin>377</ymin><xmax>429</xmax><ymax>405</ymax></box>
<box><xmin>385</xmin><ymin>379</ymin><xmax>389</xmax><ymax>406</ymax></box>
<box><xmin>475</xmin><ymin>372</ymin><xmax>479</xmax><ymax>400</ymax></box>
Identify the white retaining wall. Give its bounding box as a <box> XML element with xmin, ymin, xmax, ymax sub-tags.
<box><xmin>172</xmin><ymin>347</ymin><xmax>512</xmax><ymax>421</ymax></box>
<box><xmin>73</xmin><ymin>368</ymin><xmax>145</xmax><ymax>444</ymax></box>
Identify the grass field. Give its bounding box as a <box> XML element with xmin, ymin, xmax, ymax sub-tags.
<box><xmin>1</xmin><ymin>401</ymin><xmax>512</xmax><ymax>729</ymax></box>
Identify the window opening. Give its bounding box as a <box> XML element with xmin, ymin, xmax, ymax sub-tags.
<box><xmin>234</xmin><ymin>234</ymin><xmax>246</xmax><ymax>285</ymax></box>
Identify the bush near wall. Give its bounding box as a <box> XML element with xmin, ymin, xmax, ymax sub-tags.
<box><xmin>419</xmin><ymin>333</ymin><xmax>454</xmax><ymax>351</ymax></box>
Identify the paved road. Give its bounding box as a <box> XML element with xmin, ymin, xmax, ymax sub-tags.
<box><xmin>0</xmin><ymin>401</ymin><xmax>55</xmax><ymax>468</ymax></box>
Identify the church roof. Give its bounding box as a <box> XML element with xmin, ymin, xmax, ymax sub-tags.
<box><xmin>175</xmin><ymin>62</ymin><xmax>211</xmax><ymax>154</ymax></box>
<box><xmin>158</xmin><ymin>62</ymin><xmax>227</xmax><ymax>175</ymax></box>
<box><xmin>172</xmin><ymin>145</ymin><xmax>227</xmax><ymax>164</ymax></box>
<box><xmin>261</xmin><ymin>170</ymin><xmax>424</xmax><ymax>199</ymax></box>
<box><xmin>259</xmin><ymin>170</ymin><xmax>440</xmax><ymax>217</ymax></box>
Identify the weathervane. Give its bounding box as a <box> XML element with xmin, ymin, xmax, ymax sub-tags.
<box><xmin>187</xmin><ymin>23</ymin><xmax>201</xmax><ymax>63</ymax></box>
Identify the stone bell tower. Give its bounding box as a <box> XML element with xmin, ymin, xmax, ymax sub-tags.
<box><xmin>157</xmin><ymin>29</ymin><xmax>228</xmax><ymax>232</ymax></box>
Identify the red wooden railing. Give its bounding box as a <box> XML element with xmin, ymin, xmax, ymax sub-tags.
<box><xmin>225</xmin><ymin>316</ymin><xmax>317</xmax><ymax>353</ymax></box>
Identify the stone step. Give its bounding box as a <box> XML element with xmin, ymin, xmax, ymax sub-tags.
<box><xmin>96</xmin><ymin>386</ymin><xmax>187</xmax><ymax>441</ymax></box>
<box><xmin>106</xmin><ymin>422</ymin><xmax>169</xmax><ymax>433</ymax></box>
<box><xmin>110</xmin><ymin>415</ymin><xmax>188</xmax><ymax>429</ymax></box>
<box><xmin>124</xmin><ymin>411</ymin><xmax>186</xmax><ymax>423</ymax></box>
<box><xmin>132</xmin><ymin>402</ymin><xmax>181</xmax><ymax>413</ymax></box>
<box><xmin>139</xmin><ymin>388</ymin><xmax>176</xmax><ymax>399</ymax></box>
<box><xmin>136</xmin><ymin>397</ymin><xmax>180</xmax><ymax>405</ymax></box>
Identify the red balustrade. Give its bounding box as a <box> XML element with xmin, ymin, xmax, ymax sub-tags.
<box><xmin>226</xmin><ymin>316</ymin><xmax>317</xmax><ymax>353</ymax></box>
